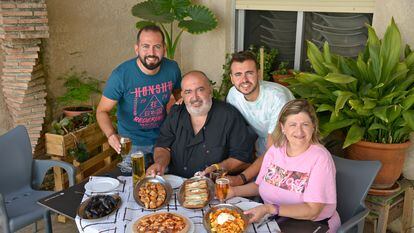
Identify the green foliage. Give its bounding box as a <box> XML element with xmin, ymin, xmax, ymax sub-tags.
<box><xmin>248</xmin><ymin>45</ymin><xmax>279</xmax><ymax>81</ymax></box>
<box><xmin>132</xmin><ymin>0</ymin><xmax>218</xmax><ymax>59</ymax></box>
<box><xmin>68</xmin><ymin>141</ymin><xmax>89</xmax><ymax>163</ymax></box>
<box><xmin>272</xmin><ymin>61</ymin><xmax>290</xmax><ymax>75</ymax></box>
<box><xmin>286</xmin><ymin>18</ymin><xmax>414</xmax><ymax>148</ymax></box>
<box><xmin>50</xmin><ymin>113</ymin><xmax>95</xmax><ymax>135</ymax></box>
<box><xmin>57</xmin><ymin>69</ymin><xmax>102</xmax><ymax>107</ymax></box>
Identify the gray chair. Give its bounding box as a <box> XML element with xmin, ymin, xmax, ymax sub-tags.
<box><xmin>0</xmin><ymin>125</ymin><xmax>76</xmax><ymax>233</ymax></box>
<box><xmin>333</xmin><ymin>155</ymin><xmax>381</xmax><ymax>233</ymax></box>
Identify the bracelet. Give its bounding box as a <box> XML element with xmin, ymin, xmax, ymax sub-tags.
<box><xmin>212</xmin><ymin>163</ymin><xmax>220</xmax><ymax>171</ymax></box>
<box><xmin>239</xmin><ymin>173</ymin><xmax>248</xmax><ymax>185</ymax></box>
<box><xmin>272</xmin><ymin>204</ymin><xmax>280</xmax><ymax>216</ymax></box>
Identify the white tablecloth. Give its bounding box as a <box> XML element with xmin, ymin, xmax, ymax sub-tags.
<box><xmin>75</xmin><ymin>176</ymin><xmax>280</xmax><ymax>233</ymax></box>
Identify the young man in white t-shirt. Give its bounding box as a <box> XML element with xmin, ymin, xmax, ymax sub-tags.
<box><xmin>226</xmin><ymin>51</ymin><xmax>294</xmax><ymax>186</ymax></box>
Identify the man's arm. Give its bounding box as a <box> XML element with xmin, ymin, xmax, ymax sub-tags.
<box><xmin>146</xmin><ymin>147</ymin><xmax>171</xmax><ymax>176</ymax></box>
<box><xmin>203</xmin><ymin>157</ymin><xmax>250</xmax><ymax>176</ymax></box>
<box><xmin>96</xmin><ymin>96</ymin><xmax>120</xmax><ymax>153</ymax></box>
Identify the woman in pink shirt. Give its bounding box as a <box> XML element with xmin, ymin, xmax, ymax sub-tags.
<box><xmin>227</xmin><ymin>99</ymin><xmax>340</xmax><ymax>232</ymax></box>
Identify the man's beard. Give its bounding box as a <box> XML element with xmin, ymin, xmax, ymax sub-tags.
<box><xmin>186</xmin><ymin>97</ymin><xmax>213</xmax><ymax>117</ymax></box>
<box><xmin>138</xmin><ymin>55</ymin><xmax>162</xmax><ymax>70</ymax></box>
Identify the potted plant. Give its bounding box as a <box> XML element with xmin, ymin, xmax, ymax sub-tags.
<box><xmin>286</xmin><ymin>18</ymin><xmax>414</xmax><ymax>189</ymax></box>
<box><xmin>57</xmin><ymin>68</ymin><xmax>102</xmax><ymax>117</ymax></box>
<box><xmin>131</xmin><ymin>0</ymin><xmax>218</xmax><ymax>59</ymax></box>
<box><xmin>272</xmin><ymin>61</ymin><xmax>294</xmax><ymax>86</ymax></box>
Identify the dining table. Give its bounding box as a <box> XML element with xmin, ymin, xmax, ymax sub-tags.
<box><xmin>74</xmin><ymin>175</ymin><xmax>281</xmax><ymax>233</ymax></box>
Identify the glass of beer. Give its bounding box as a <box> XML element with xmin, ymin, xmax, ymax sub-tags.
<box><xmin>119</xmin><ymin>136</ymin><xmax>131</xmax><ymax>159</ymax></box>
<box><xmin>215</xmin><ymin>177</ymin><xmax>230</xmax><ymax>203</ymax></box>
<box><xmin>131</xmin><ymin>151</ymin><xmax>145</xmax><ymax>188</ymax></box>
<box><xmin>210</xmin><ymin>169</ymin><xmax>227</xmax><ymax>183</ymax></box>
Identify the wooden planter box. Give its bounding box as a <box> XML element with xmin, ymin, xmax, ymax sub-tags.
<box><xmin>45</xmin><ymin>122</ymin><xmax>118</xmax><ymax>191</ymax></box>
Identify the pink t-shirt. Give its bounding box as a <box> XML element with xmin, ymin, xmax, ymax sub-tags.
<box><xmin>256</xmin><ymin>144</ymin><xmax>340</xmax><ymax>232</ymax></box>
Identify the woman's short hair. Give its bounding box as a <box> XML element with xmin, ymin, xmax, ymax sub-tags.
<box><xmin>272</xmin><ymin>99</ymin><xmax>320</xmax><ymax>147</ymax></box>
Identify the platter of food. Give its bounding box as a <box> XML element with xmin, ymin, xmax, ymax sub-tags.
<box><xmin>133</xmin><ymin>176</ymin><xmax>173</xmax><ymax>210</ymax></box>
<box><xmin>77</xmin><ymin>194</ymin><xmax>121</xmax><ymax>219</ymax></box>
<box><xmin>203</xmin><ymin>204</ymin><xmax>248</xmax><ymax>233</ymax></box>
<box><xmin>178</xmin><ymin>176</ymin><xmax>215</xmax><ymax>209</ymax></box>
<box><xmin>126</xmin><ymin>212</ymin><xmax>195</xmax><ymax>233</ymax></box>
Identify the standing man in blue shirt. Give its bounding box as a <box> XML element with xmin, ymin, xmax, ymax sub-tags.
<box><xmin>96</xmin><ymin>25</ymin><xmax>181</xmax><ymax>172</ymax></box>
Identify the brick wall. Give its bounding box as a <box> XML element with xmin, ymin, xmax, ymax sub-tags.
<box><xmin>0</xmin><ymin>0</ymin><xmax>48</xmax><ymax>154</ymax></box>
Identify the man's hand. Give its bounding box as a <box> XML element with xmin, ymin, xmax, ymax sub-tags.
<box><xmin>226</xmin><ymin>175</ymin><xmax>244</xmax><ymax>187</ymax></box>
<box><xmin>200</xmin><ymin>164</ymin><xmax>217</xmax><ymax>177</ymax></box>
<box><xmin>244</xmin><ymin>204</ymin><xmax>271</xmax><ymax>223</ymax></box>
<box><xmin>108</xmin><ymin>134</ymin><xmax>121</xmax><ymax>154</ymax></box>
<box><xmin>225</xmin><ymin>186</ymin><xmax>236</xmax><ymax>200</ymax></box>
<box><xmin>146</xmin><ymin>163</ymin><xmax>166</xmax><ymax>176</ymax></box>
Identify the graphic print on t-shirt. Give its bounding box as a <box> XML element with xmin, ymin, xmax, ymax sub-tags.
<box><xmin>130</xmin><ymin>81</ymin><xmax>173</xmax><ymax>129</ymax></box>
<box><xmin>264</xmin><ymin>163</ymin><xmax>310</xmax><ymax>193</ymax></box>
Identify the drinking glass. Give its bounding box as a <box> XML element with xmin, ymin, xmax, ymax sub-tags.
<box><xmin>119</xmin><ymin>136</ymin><xmax>131</xmax><ymax>159</ymax></box>
<box><xmin>215</xmin><ymin>177</ymin><xmax>230</xmax><ymax>203</ymax></box>
<box><xmin>210</xmin><ymin>169</ymin><xmax>227</xmax><ymax>183</ymax></box>
<box><xmin>131</xmin><ymin>151</ymin><xmax>145</xmax><ymax>188</ymax></box>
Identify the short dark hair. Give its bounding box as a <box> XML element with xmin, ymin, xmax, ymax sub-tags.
<box><xmin>230</xmin><ymin>51</ymin><xmax>258</xmax><ymax>71</ymax></box>
<box><xmin>136</xmin><ymin>25</ymin><xmax>165</xmax><ymax>44</ymax></box>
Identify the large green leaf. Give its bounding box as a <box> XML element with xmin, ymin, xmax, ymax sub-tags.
<box><xmin>136</xmin><ymin>21</ymin><xmax>156</xmax><ymax>29</ymax></box>
<box><xmin>333</xmin><ymin>91</ymin><xmax>354</xmax><ymax>115</ymax></box>
<box><xmin>307</xmin><ymin>41</ymin><xmax>328</xmax><ymax>76</ymax></box>
<box><xmin>343</xmin><ymin>124</ymin><xmax>365</xmax><ymax>148</ymax></box>
<box><xmin>154</xmin><ymin>0</ymin><xmax>191</xmax><ymax>20</ymax></box>
<box><xmin>373</xmin><ymin>106</ymin><xmax>388</xmax><ymax>122</ymax></box>
<box><xmin>380</xmin><ymin>18</ymin><xmax>402</xmax><ymax>84</ymax></box>
<box><xmin>325</xmin><ymin>73</ymin><xmax>357</xmax><ymax>84</ymax></box>
<box><xmin>320</xmin><ymin>119</ymin><xmax>356</xmax><ymax>136</ymax></box>
<box><xmin>367</xmin><ymin>25</ymin><xmax>382</xmax><ymax>83</ymax></box>
<box><xmin>403</xmin><ymin>110</ymin><xmax>414</xmax><ymax>130</ymax></box>
<box><xmin>316</xmin><ymin>104</ymin><xmax>334</xmax><ymax>112</ymax></box>
<box><xmin>402</xmin><ymin>94</ymin><xmax>414</xmax><ymax>110</ymax></box>
<box><xmin>178</xmin><ymin>5</ymin><xmax>218</xmax><ymax>34</ymax></box>
<box><xmin>132</xmin><ymin>0</ymin><xmax>174</xmax><ymax>23</ymax></box>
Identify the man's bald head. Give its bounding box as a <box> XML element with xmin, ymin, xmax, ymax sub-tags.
<box><xmin>181</xmin><ymin>70</ymin><xmax>211</xmax><ymax>90</ymax></box>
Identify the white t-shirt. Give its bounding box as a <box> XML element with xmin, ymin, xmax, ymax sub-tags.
<box><xmin>227</xmin><ymin>81</ymin><xmax>294</xmax><ymax>155</ymax></box>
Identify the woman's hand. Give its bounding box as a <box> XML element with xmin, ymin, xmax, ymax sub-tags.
<box><xmin>225</xmin><ymin>186</ymin><xmax>236</xmax><ymax>200</ymax></box>
<box><xmin>244</xmin><ymin>204</ymin><xmax>272</xmax><ymax>223</ymax></box>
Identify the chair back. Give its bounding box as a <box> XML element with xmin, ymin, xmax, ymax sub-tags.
<box><xmin>333</xmin><ymin>155</ymin><xmax>381</xmax><ymax>223</ymax></box>
<box><xmin>0</xmin><ymin>125</ymin><xmax>34</xmax><ymax>194</ymax></box>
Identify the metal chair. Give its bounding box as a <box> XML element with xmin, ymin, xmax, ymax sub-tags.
<box><xmin>333</xmin><ymin>155</ymin><xmax>381</xmax><ymax>233</ymax></box>
<box><xmin>0</xmin><ymin>125</ymin><xmax>76</xmax><ymax>233</ymax></box>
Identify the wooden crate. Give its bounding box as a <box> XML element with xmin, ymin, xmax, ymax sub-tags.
<box><xmin>45</xmin><ymin>123</ymin><xmax>119</xmax><ymax>191</ymax></box>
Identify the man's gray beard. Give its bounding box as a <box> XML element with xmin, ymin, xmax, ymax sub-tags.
<box><xmin>186</xmin><ymin>98</ymin><xmax>213</xmax><ymax>117</ymax></box>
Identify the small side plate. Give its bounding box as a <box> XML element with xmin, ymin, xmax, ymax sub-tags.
<box><xmin>84</xmin><ymin>177</ymin><xmax>120</xmax><ymax>193</ymax></box>
<box><xmin>77</xmin><ymin>194</ymin><xmax>121</xmax><ymax>220</ymax></box>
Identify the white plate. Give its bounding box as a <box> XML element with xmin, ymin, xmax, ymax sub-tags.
<box><xmin>163</xmin><ymin>174</ymin><xmax>184</xmax><ymax>189</ymax></box>
<box><xmin>235</xmin><ymin>201</ymin><xmax>263</xmax><ymax>211</ymax></box>
<box><xmin>84</xmin><ymin>177</ymin><xmax>120</xmax><ymax>193</ymax></box>
<box><xmin>126</xmin><ymin>212</ymin><xmax>195</xmax><ymax>233</ymax></box>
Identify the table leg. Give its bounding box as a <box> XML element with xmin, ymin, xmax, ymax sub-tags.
<box><xmin>377</xmin><ymin>204</ymin><xmax>390</xmax><ymax>233</ymax></box>
<box><xmin>402</xmin><ymin>186</ymin><xmax>413</xmax><ymax>233</ymax></box>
